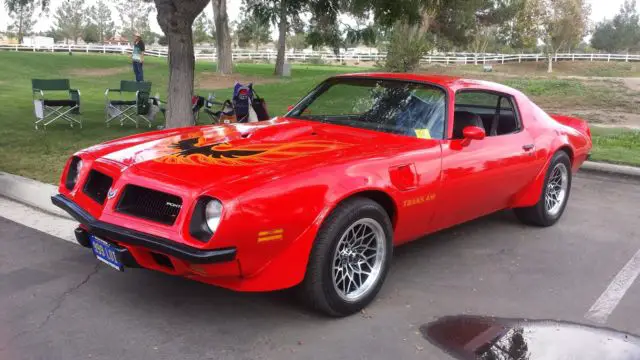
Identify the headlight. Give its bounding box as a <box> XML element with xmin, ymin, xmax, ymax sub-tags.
<box><xmin>205</xmin><ymin>199</ymin><xmax>223</xmax><ymax>233</ymax></box>
<box><xmin>65</xmin><ymin>156</ymin><xmax>83</xmax><ymax>190</ymax></box>
<box><xmin>189</xmin><ymin>197</ymin><xmax>224</xmax><ymax>242</ymax></box>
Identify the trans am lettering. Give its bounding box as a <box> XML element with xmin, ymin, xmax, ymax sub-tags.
<box><xmin>155</xmin><ymin>136</ymin><xmax>351</xmax><ymax>166</ymax></box>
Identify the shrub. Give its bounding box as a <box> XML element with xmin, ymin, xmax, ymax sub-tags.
<box><xmin>385</xmin><ymin>21</ymin><xmax>432</xmax><ymax>72</ymax></box>
<box><xmin>304</xmin><ymin>56</ymin><xmax>326</xmax><ymax>65</ymax></box>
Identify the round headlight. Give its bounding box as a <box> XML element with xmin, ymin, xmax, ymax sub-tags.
<box><xmin>204</xmin><ymin>199</ymin><xmax>223</xmax><ymax>233</ymax></box>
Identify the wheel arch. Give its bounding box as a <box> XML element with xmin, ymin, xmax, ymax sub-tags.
<box><xmin>510</xmin><ymin>145</ymin><xmax>572</xmax><ymax>208</ymax></box>
<box><xmin>557</xmin><ymin>145</ymin><xmax>574</xmax><ymax>165</ymax></box>
<box><xmin>223</xmin><ymin>188</ymin><xmax>398</xmax><ymax>292</ymax></box>
<box><xmin>339</xmin><ymin>189</ymin><xmax>398</xmax><ymax>229</ymax></box>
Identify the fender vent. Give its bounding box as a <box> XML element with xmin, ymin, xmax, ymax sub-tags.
<box><xmin>83</xmin><ymin>170</ymin><xmax>113</xmax><ymax>205</ymax></box>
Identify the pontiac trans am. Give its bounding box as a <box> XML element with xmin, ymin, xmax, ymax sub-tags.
<box><xmin>52</xmin><ymin>73</ymin><xmax>592</xmax><ymax>316</ymax></box>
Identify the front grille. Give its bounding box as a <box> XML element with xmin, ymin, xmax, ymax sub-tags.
<box><xmin>116</xmin><ymin>185</ymin><xmax>182</xmax><ymax>225</ymax></box>
<box><xmin>83</xmin><ymin>170</ymin><xmax>113</xmax><ymax>205</ymax></box>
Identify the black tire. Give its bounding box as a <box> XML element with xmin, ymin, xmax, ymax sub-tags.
<box><xmin>299</xmin><ymin>197</ymin><xmax>393</xmax><ymax>317</ymax></box>
<box><xmin>514</xmin><ymin>151</ymin><xmax>572</xmax><ymax>227</ymax></box>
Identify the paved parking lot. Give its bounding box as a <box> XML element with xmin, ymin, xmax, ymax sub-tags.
<box><xmin>0</xmin><ymin>172</ymin><xmax>639</xmax><ymax>360</ymax></box>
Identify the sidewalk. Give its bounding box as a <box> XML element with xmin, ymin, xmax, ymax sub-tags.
<box><xmin>0</xmin><ymin>171</ymin><xmax>71</xmax><ymax>219</ymax></box>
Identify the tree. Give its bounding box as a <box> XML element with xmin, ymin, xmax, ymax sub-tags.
<box><xmin>306</xmin><ymin>0</ymin><xmax>518</xmax><ymax>59</ymax></box>
<box><xmin>116</xmin><ymin>0</ymin><xmax>153</xmax><ymax>42</ymax></box>
<box><xmin>287</xmin><ymin>31</ymin><xmax>307</xmax><ymax>50</ymax></box>
<box><xmin>212</xmin><ymin>0</ymin><xmax>233</xmax><ymax>74</ymax></box>
<box><xmin>53</xmin><ymin>0</ymin><xmax>86</xmax><ymax>44</ymax></box>
<box><xmin>591</xmin><ymin>0</ymin><xmax>640</xmax><ymax>52</ymax></box>
<box><xmin>244</xmin><ymin>0</ymin><xmax>308</xmax><ymax>76</ymax></box>
<box><xmin>236</xmin><ymin>11</ymin><xmax>271</xmax><ymax>50</ymax></box>
<box><xmin>6</xmin><ymin>2</ymin><xmax>37</xmax><ymax>43</ymax></box>
<box><xmin>498</xmin><ymin>0</ymin><xmax>541</xmax><ymax>52</ymax></box>
<box><xmin>305</xmin><ymin>0</ymin><xmax>344</xmax><ymax>53</ymax></box>
<box><xmin>610</xmin><ymin>0</ymin><xmax>640</xmax><ymax>52</ymax></box>
<box><xmin>45</xmin><ymin>27</ymin><xmax>64</xmax><ymax>42</ymax></box>
<box><xmin>385</xmin><ymin>20</ymin><xmax>433</xmax><ymax>72</ymax></box>
<box><xmin>538</xmin><ymin>0</ymin><xmax>591</xmax><ymax>72</ymax></box>
<box><xmin>193</xmin><ymin>12</ymin><xmax>213</xmax><ymax>44</ymax></box>
<box><xmin>86</xmin><ymin>0</ymin><xmax>116</xmax><ymax>44</ymax></box>
<box><xmin>82</xmin><ymin>23</ymin><xmax>99</xmax><ymax>43</ymax></box>
<box><xmin>4</xmin><ymin>0</ymin><xmax>47</xmax><ymax>14</ymax></box>
<box><xmin>469</xmin><ymin>26</ymin><xmax>500</xmax><ymax>54</ymax></box>
<box><xmin>154</xmin><ymin>0</ymin><xmax>210</xmax><ymax>128</ymax></box>
<box><xmin>157</xmin><ymin>35</ymin><xmax>168</xmax><ymax>46</ymax></box>
<box><xmin>591</xmin><ymin>22</ymin><xmax>617</xmax><ymax>52</ymax></box>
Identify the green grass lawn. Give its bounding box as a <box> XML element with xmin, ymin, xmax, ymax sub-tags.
<box><xmin>502</xmin><ymin>78</ymin><xmax>640</xmax><ymax>114</ymax></box>
<box><xmin>589</xmin><ymin>127</ymin><xmax>640</xmax><ymax>167</ymax></box>
<box><xmin>0</xmin><ymin>51</ymin><xmax>638</xmax><ymax>184</ymax></box>
<box><xmin>0</xmin><ymin>52</ymin><xmax>369</xmax><ymax>183</ymax></box>
<box><xmin>422</xmin><ymin>60</ymin><xmax>640</xmax><ymax>77</ymax></box>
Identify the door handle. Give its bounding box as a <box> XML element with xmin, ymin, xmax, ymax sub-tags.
<box><xmin>522</xmin><ymin>144</ymin><xmax>535</xmax><ymax>151</ymax></box>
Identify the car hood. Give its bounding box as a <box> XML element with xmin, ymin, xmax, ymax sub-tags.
<box><xmin>85</xmin><ymin>118</ymin><xmax>397</xmax><ymax>191</ymax></box>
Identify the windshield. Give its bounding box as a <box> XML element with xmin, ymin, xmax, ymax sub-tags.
<box><xmin>288</xmin><ymin>78</ymin><xmax>447</xmax><ymax>139</ymax></box>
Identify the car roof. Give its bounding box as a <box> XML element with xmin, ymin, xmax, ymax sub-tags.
<box><xmin>333</xmin><ymin>72</ymin><xmax>523</xmax><ymax>96</ymax></box>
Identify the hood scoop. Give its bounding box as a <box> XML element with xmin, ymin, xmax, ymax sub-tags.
<box><xmin>243</xmin><ymin>122</ymin><xmax>317</xmax><ymax>142</ymax></box>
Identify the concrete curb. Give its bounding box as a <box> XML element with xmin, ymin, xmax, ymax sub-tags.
<box><xmin>0</xmin><ymin>171</ymin><xmax>72</xmax><ymax>219</ymax></box>
<box><xmin>1</xmin><ymin>161</ymin><xmax>638</xmax><ymax>218</ymax></box>
<box><xmin>581</xmin><ymin>161</ymin><xmax>640</xmax><ymax>179</ymax></box>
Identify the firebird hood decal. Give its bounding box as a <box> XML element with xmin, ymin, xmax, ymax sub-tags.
<box><xmin>154</xmin><ymin>136</ymin><xmax>352</xmax><ymax>167</ymax></box>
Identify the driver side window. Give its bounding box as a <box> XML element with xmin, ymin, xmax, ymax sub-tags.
<box><xmin>454</xmin><ymin>91</ymin><xmax>521</xmax><ymax>138</ymax></box>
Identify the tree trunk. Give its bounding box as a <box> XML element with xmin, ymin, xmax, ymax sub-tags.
<box><xmin>274</xmin><ymin>0</ymin><xmax>287</xmax><ymax>76</ymax></box>
<box><xmin>212</xmin><ymin>0</ymin><xmax>233</xmax><ymax>74</ymax></box>
<box><xmin>155</xmin><ymin>0</ymin><xmax>210</xmax><ymax>128</ymax></box>
<box><xmin>18</xmin><ymin>15</ymin><xmax>24</xmax><ymax>44</ymax></box>
<box><xmin>165</xmin><ymin>29</ymin><xmax>196</xmax><ymax>128</ymax></box>
<box><xmin>547</xmin><ymin>54</ymin><xmax>553</xmax><ymax>73</ymax></box>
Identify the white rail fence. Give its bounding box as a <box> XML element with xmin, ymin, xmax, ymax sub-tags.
<box><xmin>2</xmin><ymin>43</ymin><xmax>640</xmax><ymax>64</ymax></box>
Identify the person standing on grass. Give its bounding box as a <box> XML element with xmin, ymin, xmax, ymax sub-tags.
<box><xmin>132</xmin><ymin>33</ymin><xmax>145</xmax><ymax>82</ymax></box>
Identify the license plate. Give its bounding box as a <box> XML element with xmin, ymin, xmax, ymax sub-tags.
<box><xmin>90</xmin><ymin>235</ymin><xmax>124</xmax><ymax>271</ymax></box>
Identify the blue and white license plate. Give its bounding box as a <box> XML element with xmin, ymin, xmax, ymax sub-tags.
<box><xmin>90</xmin><ymin>235</ymin><xmax>123</xmax><ymax>271</ymax></box>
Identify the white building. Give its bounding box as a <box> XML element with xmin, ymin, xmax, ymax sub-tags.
<box><xmin>22</xmin><ymin>36</ymin><xmax>54</xmax><ymax>46</ymax></box>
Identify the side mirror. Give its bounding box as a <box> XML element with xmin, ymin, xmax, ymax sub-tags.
<box><xmin>461</xmin><ymin>126</ymin><xmax>485</xmax><ymax>146</ymax></box>
<box><xmin>287</xmin><ymin>105</ymin><xmax>294</xmax><ymax>112</ymax></box>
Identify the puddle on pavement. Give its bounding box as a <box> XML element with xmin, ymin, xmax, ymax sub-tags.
<box><xmin>421</xmin><ymin>315</ymin><xmax>640</xmax><ymax>360</ymax></box>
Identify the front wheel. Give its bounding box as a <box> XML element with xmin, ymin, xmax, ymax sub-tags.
<box><xmin>514</xmin><ymin>150</ymin><xmax>572</xmax><ymax>227</ymax></box>
<box><xmin>299</xmin><ymin>198</ymin><xmax>393</xmax><ymax>317</ymax></box>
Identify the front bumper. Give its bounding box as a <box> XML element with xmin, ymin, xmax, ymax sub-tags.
<box><xmin>51</xmin><ymin>194</ymin><xmax>237</xmax><ymax>264</ymax></box>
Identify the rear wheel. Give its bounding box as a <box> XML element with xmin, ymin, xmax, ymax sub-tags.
<box><xmin>299</xmin><ymin>198</ymin><xmax>393</xmax><ymax>317</ymax></box>
<box><xmin>514</xmin><ymin>151</ymin><xmax>572</xmax><ymax>227</ymax></box>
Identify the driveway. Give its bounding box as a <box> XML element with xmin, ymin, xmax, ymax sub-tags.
<box><xmin>1</xmin><ymin>172</ymin><xmax>639</xmax><ymax>360</ymax></box>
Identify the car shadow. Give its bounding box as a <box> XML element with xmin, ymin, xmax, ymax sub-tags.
<box><xmin>70</xmin><ymin>208</ymin><xmax>529</xmax><ymax>353</ymax></box>
<box><xmin>95</xmin><ymin>209</ymin><xmax>522</xmax><ymax>313</ymax></box>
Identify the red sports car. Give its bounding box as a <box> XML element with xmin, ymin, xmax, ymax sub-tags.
<box><xmin>52</xmin><ymin>73</ymin><xmax>592</xmax><ymax>316</ymax></box>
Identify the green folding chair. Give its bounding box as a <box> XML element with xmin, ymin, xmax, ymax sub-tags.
<box><xmin>105</xmin><ymin>80</ymin><xmax>153</xmax><ymax>128</ymax></box>
<box><xmin>32</xmin><ymin>79</ymin><xmax>82</xmax><ymax>130</ymax></box>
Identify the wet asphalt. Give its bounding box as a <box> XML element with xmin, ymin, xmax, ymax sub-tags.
<box><xmin>0</xmin><ymin>171</ymin><xmax>639</xmax><ymax>360</ymax></box>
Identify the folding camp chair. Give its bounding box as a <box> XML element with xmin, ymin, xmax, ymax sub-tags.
<box><xmin>105</xmin><ymin>80</ymin><xmax>153</xmax><ymax>128</ymax></box>
<box><xmin>151</xmin><ymin>94</ymin><xmax>210</xmax><ymax>125</ymax></box>
<box><xmin>32</xmin><ymin>79</ymin><xmax>82</xmax><ymax>130</ymax></box>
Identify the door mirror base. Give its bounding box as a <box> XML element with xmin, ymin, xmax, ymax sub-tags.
<box><xmin>461</xmin><ymin>126</ymin><xmax>486</xmax><ymax>146</ymax></box>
